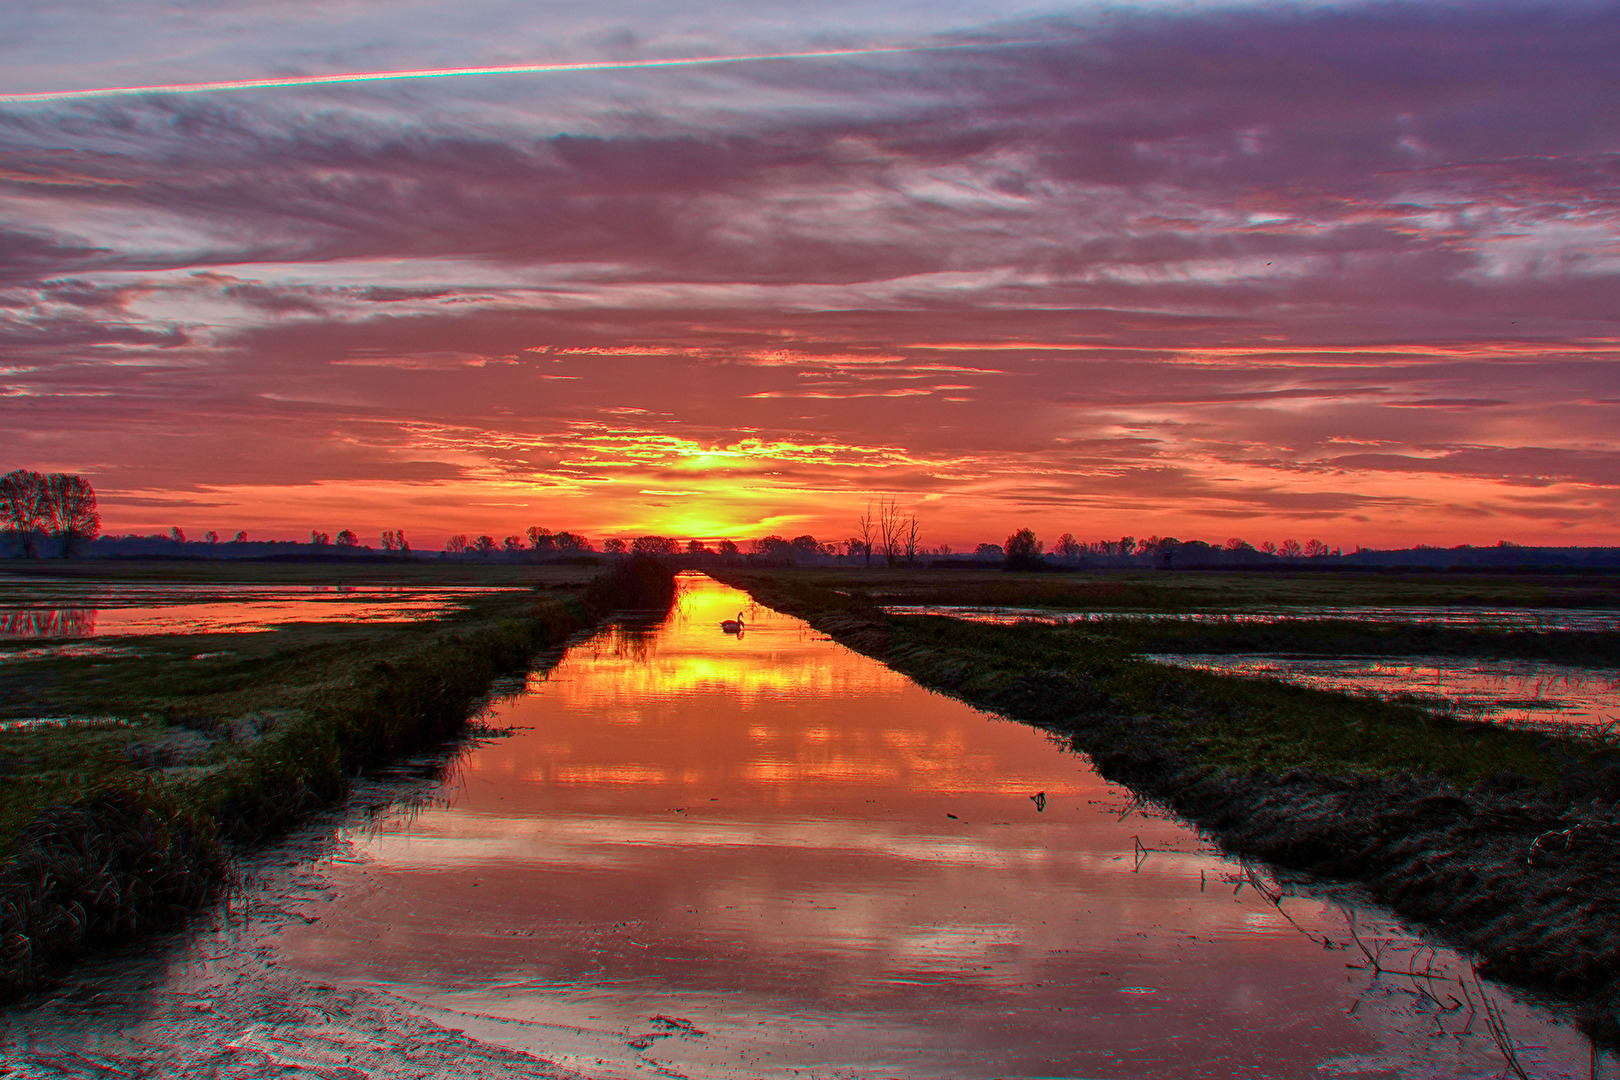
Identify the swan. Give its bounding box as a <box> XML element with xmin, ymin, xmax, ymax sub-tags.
<box><xmin>720</xmin><ymin>612</ymin><xmax>745</xmax><ymax>633</ymax></box>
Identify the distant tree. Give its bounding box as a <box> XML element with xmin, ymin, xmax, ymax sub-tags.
<box><xmin>473</xmin><ymin>534</ymin><xmax>497</xmax><ymax>555</ymax></box>
<box><xmin>632</xmin><ymin>535</ymin><xmax>678</xmax><ymax>556</ymax></box>
<box><xmin>686</xmin><ymin>539</ymin><xmax>709</xmax><ymax>555</ymax></box>
<box><xmin>503</xmin><ymin>535</ymin><xmax>523</xmax><ymax>552</ymax></box>
<box><xmin>445</xmin><ymin>534</ymin><xmax>468</xmax><ymax>555</ymax></box>
<box><xmin>717</xmin><ymin>539</ymin><xmax>740</xmax><ymax>557</ymax></box>
<box><xmin>845</xmin><ymin>537</ymin><xmax>869</xmax><ymax>561</ymax></box>
<box><xmin>1304</xmin><ymin>539</ymin><xmax>1330</xmax><ymax>557</ymax></box>
<box><xmin>380</xmin><ymin>530</ymin><xmax>397</xmax><ymax>551</ymax></box>
<box><xmin>310</xmin><ymin>530</ymin><xmax>330</xmax><ymax>546</ymax></box>
<box><xmin>204</xmin><ymin>530</ymin><xmax>219</xmax><ymax>544</ymax></box>
<box><xmin>40</xmin><ymin>474</ymin><xmax>99</xmax><ymax>557</ymax></box>
<box><xmin>902</xmin><ymin>516</ymin><xmax>921</xmax><ymax>567</ymax></box>
<box><xmin>1055</xmin><ymin>533</ymin><xmax>1081</xmax><ymax>562</ymax></box>
<box><xmin>234</xmin><ymin>531</ymin><xmax>248</xmax><ymax>543</ymax></box>
<box><xmin>1259</xmin><ymin>541</ymin><xmax>1278</xmax><ymax>555</ymax></box>
<box><xmin>171</xmin><ymin>526</ymin><xmax>187</xmax><ymax>545</ymax></box>
<box><xmin>1004</xmin><ymin>528</ymin><xmax>1043</xmax><ymax>570</ymax></box>
<box><xmin>753</xmin><ymin>535</ymin><xmax>792</xmax><ymax>560</ymax></box>
<box><xmin>856</xmin><ymin>503</ymin><xmax>877</xmax><ymax>567</ymax></box>
<box><xmin>397</xmin><ymin>531</ymin><xmax>410</xmax><ymax>554</ymax></box>
<box><xmin>554</xmin><ymin>531</ymin><xmax>589</xmax><ymax>552</ymax></box>
<box><xmin>938</xmin><ymin>542</ymin><xmax>952</xmax><ymax>557</ymax></box>
<box><xmin>790</xmin><ymin>535</ymin><xmax>824</xmax><ymax>563</ymax></box>
<box><xmin>527</xmin><ymin>526</ymin><xmax>555</xmax><ymax>552</ymax></box>
<box><xmin>1226</xmin><ymin>537</ymin><xmax>1251</xmax><ymax>551</ymax></box>
<box><xmin>975</xmin><ymin>542</ymin><xmax>1003</xmax><ymax>558</ymax></box>
<box><xmin>1118</xmin><ymin>536</ymin><xmax>1135</xmax><ymax>559</ymax></box>
<box><xmin>0</xmin><ymin>470</ymin><xmax>46</xmax><ymax>557</ymax></box>
<box><xmin>336</xmin><ymin>529</ymin><xmax>359</xmax><ymax>547</ymax></box>
<box><xmin>878</xmin><ymin>498</ymin><xmax>905</xmax><ymax>567</ymax></box>
<box><xmin>602</xmin><ymin>538</ymin><xmax>628</xmax><ymax>555</ymax></box>
<box><xmin>1279</xmin><ymin>539</ymin><xmax>1302</xmax><ymax>558</ymax></box>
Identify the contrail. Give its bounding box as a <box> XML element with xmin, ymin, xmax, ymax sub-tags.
<box><xmin>0</xmin><ymin>41</ymin><xmax>1008</xmax><ymax>105</ymax></box>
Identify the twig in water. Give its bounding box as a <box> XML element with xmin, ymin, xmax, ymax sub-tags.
<box><xmin>1132</xmin><ymin>835</ymin><xmax>1149</xmax><ymax>872</ymax></box>
<box><xmin>1344</xmin><ymin>908</ymin><xmax>1390</xmax><ymax>974</ymax></box>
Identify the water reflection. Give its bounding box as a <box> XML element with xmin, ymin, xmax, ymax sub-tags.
<box><xmin>0</xmin><ymin>586</ymin><xmax>515</xmax><ymax>638</ymax></box>
<box><xmin>1145</xmin><ymin>653</ymin><xmax>1620</xmax><ymax>733</ymax></box>
<box><xmin>889</xmin><ymin>603</ymin><xmax>1620</xmax><ymax>633</ymax></box>
<box><xmin>241</xmin><ymin>573</ymin><xmax>1594</xmax><ymax>1078</ymax></box>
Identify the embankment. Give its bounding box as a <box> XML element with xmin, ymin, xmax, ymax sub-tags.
<box><xmin>0</xmin><ymin>556</ymin><xmax>676</xmax><ymax>1000</ymax></box>
<box><xmin>717</xmin><ymin>571</ymin><xmax>1620</xmax><ymax>1043</ymax></box>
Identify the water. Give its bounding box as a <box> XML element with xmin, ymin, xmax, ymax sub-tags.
<box><xmin>1143</xmin><ymin>654</ymin><xmax>1620</xmax><ymax>735</ymax></box>
<box><xmin>2</xmin><ymin>574</ymin><xmax>1604</xmax><ymax>1078</ymax></box>
<box><xmin>0</xmin><ymin>582</ymin><xmax>520</xmax><ymax>638</ymax></box>
<box><xmin>885</xmin><ymin>604</ymin><xmax>1620</xmax><ymax>633</ymax></box>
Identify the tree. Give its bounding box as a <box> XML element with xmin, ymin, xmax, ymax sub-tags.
<box><xmin>473</xmin><ymin>534</ymin><xmax>497</xmax><ymax>555</ymax></box>
<box><xmin>171</xmin><ymin>526</ymin><xmax>187</xmax><ymax>545</ymax></box>
<box><xmin>1260</xmin><ymin>541</ymin><xmax>1278</xmax><ymax>555</ymax></box>
<box><xmin>717</xmin><ymin>539</ymin><xmax>739</xmax><ymax>557</ymax></box>
<box><xmin>1004</xmin><ymin>528</ymin><xmax>1043</xmax><ymax>570</ymax></box>
<box><xmin>1304</xmin><ymin>539</ymin><xmax>1330</xmax><ymax>557</ymax></box>
<box><xmin>554</xmin><ymin>531</ymin><xmax>589</xmax><ymax>552</ymax></box>
<box><xmin>39</xmin><ymin>474</ymin><xmax>99</xmax><ymax>557</ymax></box>
<box><xmin>632</xmin><ymin>535</ymin><xmax>678</xmax><ymax>556</ymax></box>
<box><xmin>310</xmin><ymin>530</ymin><xmax>330</xmax><ymax>546</ymax></box>
<box><xmin>753</xmin><ymin>535</ymin><xmax>792</xmax><ymax>561</ymax></box>
<box><xmin>602</xmin><ymin>538</ymin><xmax>628</xmax><ymax>555</ymax></box>
<box><xmin>204</xmin><ymin>530</ymin><xmax>219</xmax><ymax>544</ymax></box>
<box><xmin>878</xmin><ymin>498</ymin><xmax>905</xmax><ymax>567</ymax></box>
<box><xmin>1280</xmin><ymin>539</ymin><xmax>1302</xmax><ymax>558</ymax></box>
<box><xmin>1226</xmin><ymin>537</ymin><xmax>1251</xmax><ymax>551</ymax></box>
<box><xmin>975</xmin><ymin>542</ymin><xmax>1003</xmax><ymax>558</ymax></box>
<box><xmin>1055</xmin><ymin>533</ymin><xmax>1081</xmax><ymax>562</ymax></box>
<box><xmin>380</xmin><ymin>530</ymin><xmax>397</xmax><ymax>551</ymax></box>
<box><xmin>336</xmin><ymin>529</ymin><xmax>359</xmax><ymax>547</ymax></box>
<box><xmin>0</xmin><ymin>470</ymin><xmax>46</xmax><ymax>556</ymax></box>
<box><xmin>445</xmin><ymin>534</ymin><xmax>468</xmax><ymax>555</ymax></box>
<box><xmin>233</xmin><ymin>531</ymin><xmax>248</xmax><ymax>543</ymax></box>
<box><xmin>686</xmin><ymin>539</ymin><xmax>709</xmax><ymax>555</ymax></box>
<box><xmin>902</xmin><ymin>516</ymin><xmax>921</xmax><ymax>567</ymax></box>
<box><xmin>503</xmin><ymin>535</ymin><xmax>523</xmax><ymax>552</ymax></box>
<box><xmin>527</xmin><ymin>526</ymin><xmax>555</xmax><ymax>552</ymax></box>
<box><xmin>856</xmin><ymin>502</ymin><xmax>877</xmax><ymax>567</ymax></box>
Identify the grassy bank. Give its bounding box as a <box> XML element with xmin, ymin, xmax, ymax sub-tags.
<box><xmin>715</xmin><ymin>568</ymin><xmax>1620</xmax><ymax>1041</ymax></box>
<box><xmin>0</xmin><ymin>556</ymin><xmax>675</xmax><ymax>998</ymax></box>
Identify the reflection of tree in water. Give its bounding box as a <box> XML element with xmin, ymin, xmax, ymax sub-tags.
<box><xmin>598</xmin><ymin>617</ymin><xmax>665</xmax><ymax>664</ymax></box>
<box><xmin>0</xmin><ymin>607</ymin><xmax>96</xmax><ymax>638</ymax></box>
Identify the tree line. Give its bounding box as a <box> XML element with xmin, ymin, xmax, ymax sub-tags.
<box><xmin>0</xmin><ymin>470</ymin><xmax>100</xmax><ymax>557</ymax></box>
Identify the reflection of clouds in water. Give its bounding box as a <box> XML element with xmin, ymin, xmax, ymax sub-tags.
<box><xmin>1145</xmin><ymin>653</ymin><xmax>1620</xmax><ymax>731</ymax></box>
<box><xmin>0</xmin><ymin>607</ymin><xmax>96</xmax><ymax>638</ymax></box>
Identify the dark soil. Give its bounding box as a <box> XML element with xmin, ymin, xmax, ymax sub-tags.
<box><xmin>723</xmin><ymin>574</ymin><xmax>1620</xmax><ymax>1045</ymax></box>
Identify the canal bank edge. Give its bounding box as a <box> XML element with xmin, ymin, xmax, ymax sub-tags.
<box><xmin>713</xmin><ymin>570</ymin><xmax>1620</xmax><ymax>1045</ymax></box>
<box><xmin>0</xmin><ymin>557</ymin><xmax>679</xmax><ymax>1002</ymax></box>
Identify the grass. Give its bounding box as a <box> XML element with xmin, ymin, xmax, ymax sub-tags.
<box><xmin>721</xmin><ymin>569</ymin><xmax>1620</xmax><ymax>791</ymax></box>
<box><xmin>782</xmin><ymin>565</ymin><xmax>1620</xmax><ymax>612</ymax></box>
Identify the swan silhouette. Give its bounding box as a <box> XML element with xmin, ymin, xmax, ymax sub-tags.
<box><xmin>720</xmin><ymin>612</ymin><xmax>745</xmax><ymax>633</ymax></box>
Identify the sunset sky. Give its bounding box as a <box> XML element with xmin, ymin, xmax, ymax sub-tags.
<box><xmin>2</xmin><ymin>1</ymin><xmax>1617</xmax><ymax>550</ymax></box>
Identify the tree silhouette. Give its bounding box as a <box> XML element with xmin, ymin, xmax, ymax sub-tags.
<box><xmin>336</xmin><ymin>529</ymin><xmax>359</xmax><ymax>547</ymax></box>
<box><xmin>38</xmin><ymin>474</ymin><xmax>99</xmax><ymax>557</ymax></box>
<box><xmin>1004</xmin><ymin>528</ymin><xmax>1043</xmax><ymax>570</ymax></box>
<box><xmin>445</xmin><ymin>534</ymin><xmax>469</xmax><ymax>554</ymax></box>
<box><xmin>234</xmin><ymin>531</ymin><xmax>248</xmax><ymax>543</ymax></box>
<box><xmin>602</xmin><ymin>538</ymin><xmax>627</xmax><ymax>554</ymax></box>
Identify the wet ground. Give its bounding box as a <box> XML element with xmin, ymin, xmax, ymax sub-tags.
<box><xmin>1143</xmin><ymin>653</ymin><xmax>1620</xmax><ymax>735</ymax></box>
<box><xmin>0</xmin><ymin>582</ymin><xmax>522</xmax><ymax>638</ymax></box>
<box><xmin>885</xmin><ymin>604</ymin><xmax>1620</xmax><ymax>634</ymax></box>
<box><xmin>1</xmin><ymin>574</ymin><xmax>1607</xmax><ymax>1078</ymax></box>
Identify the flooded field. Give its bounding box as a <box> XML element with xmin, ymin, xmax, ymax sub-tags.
<box><xmin>1144</xmin><ymin>654</ymin><xmax>1620</xmax><ymax>735</ymax></box>
<box><xmin>886</xmin><ymin>604</ymin><xmax>1620</xmax><ymax>633</ymax></box>
<box><xmin>2</xmin><ymin>574</ymin><xmax>1606</xmax><ymax>1078</ymax></box>
<box><xmin>0</xmin><ymin>581</ymin><xmax>522</xmax><ymax>638</ymax></box>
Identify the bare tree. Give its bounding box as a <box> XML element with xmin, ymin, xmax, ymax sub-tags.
<box><xmin>1055</xmin><ymin>532</ymin><xmax>1081</xmax><ymax>562</ymax></box>
<box><xmin>1280</xmin><ymin>538</ymin><xmax>1302</xmax><ymax>558</ymax></box>
<box><xmin>878</xmin><ymin>498</ymin><xmax>904</xmax><ymax>567</ymax></box>
<box><xmin>381</xmin><ymin>529</ymin><xmax>397</xmax><ymax>551</ymax></box>
<box><xmin>445</xmin><ymin>534</ymin><xmax>468</xmax><ymax>555</ymax></box>
<box><xmin>856</xmin><ymin>502</ymin><xmax>877</xmax><ymax>567</ymax></box>
<box><xmin>0</xmin><ymin>470</ymin><xmax>46</xmax><ymax>557</ymax></box>
<box><xmin>527</xmin><ymin>526</ymin><xmax>555</xmax><ymax>552</ymax></box>
<box><xmin>473</xmin><ymin>534</ymin><xmax>497</xmax><ymax>555</ymax></box>
<box><xmin>1260</xmin><ymin>540</ymin><xmax>1278</xmax><ymax>555</ymax></box>
<box><xmin>903</xmin><ymin>515</ymin><xmax>922</xmax><ymax>567</ymax></box>
<box><xmin>1304</xmin><ymin>538</ymin><xmax>1330</xmax><ymax>557</ymax></box>
<box><xmin>503</xmin><ymin>535</ymin><xmax>523</xmax><ymax>552</ymax></box>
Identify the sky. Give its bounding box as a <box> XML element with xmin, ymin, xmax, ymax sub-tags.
<box><xmin>2</xmin><ymin>1</ymin><xmax>1618</xmax><ymax>551</ymax></box>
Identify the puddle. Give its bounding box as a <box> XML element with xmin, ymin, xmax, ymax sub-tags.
<box><xmin>887</xmin><ymin>604</ymin><xmax>1620</xmax><ymax>633</ymax></box>
<box><xmin>0</xmin><ymin>584</ymin><xmax>522</xmax><ymax>638</ymax></box>
<box><xmin>1143</xmin><ymin>653</ymin><xmax>1620</xmax><ymax>734</ymax></box>
<box><xmin>2</xmin><ymin>573</ymin><xmax>1606</xmax><ymax>1078</ymax></box>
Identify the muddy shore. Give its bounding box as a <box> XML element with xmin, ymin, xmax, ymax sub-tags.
<box><xmin>717</xmin><ymin>571</ymin><xmax>1620</xmax><ymax>1044</ymax></box>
